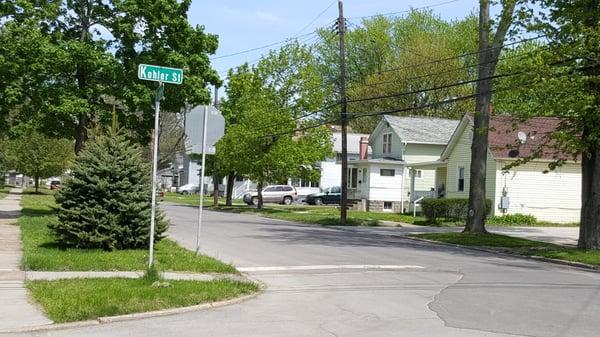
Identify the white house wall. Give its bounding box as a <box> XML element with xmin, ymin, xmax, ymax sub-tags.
<box><xmin>319</xmin><ymin>159</ymin><xmax>341</xmax><ymax>189</ymax></box>
<box><xmin>445</xmin><ymin>124</ymin><xmax>496</xmax><ymax>200</ymax></box>
<box><xmin>494</xmin><ymin>161</ymin><xmax>581</xmax><ymax>223</ymax></box>
<box><xmin>368</xmin><ymin>165</ymin><xmax>405</xmax><ymax>202</ymax></box>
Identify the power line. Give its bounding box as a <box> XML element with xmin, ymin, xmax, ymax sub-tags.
<box><xmin>293</xmin><ymin>0</ymin><xmax>337</xmax><ymax>37</ymax></box>
<box><xmin>210</xmin><ymin>32</ymin><xmax>316</xmax><ymax>60</ymax></box>
<box><xmin>347</xmin><ymin>0</ymin><xmax>462</xmax><ymax>20</ymax></box>
<box><xmin>374</xmin><ymin>35</ymin><xmax>546</xmax><ymax>75</ymax></box>
<box><xmin>346</xmin><ymin>44</ymin><xmax>548</xmax><ymax>90</ymax></box>
<box><xmin>263</xmin><ymin>63</ymin><xmax>588</xmax><ymax>139</ymax></box>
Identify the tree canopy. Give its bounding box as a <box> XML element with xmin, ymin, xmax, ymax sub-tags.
<box><xmin>0</xmin><ymin>0</ymin><xmax>220</xmax><ymax>152</ymax></box>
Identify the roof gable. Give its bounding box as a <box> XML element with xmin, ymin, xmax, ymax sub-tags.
<box><xmin>441</xmin><ymin>114</ymin><xmax>569</xmax><ymax>162</ymax></box>
<box><xmin>380</xmin><ymin>115</ymin><xmax>460</xmax><ymax>145</ymax></box>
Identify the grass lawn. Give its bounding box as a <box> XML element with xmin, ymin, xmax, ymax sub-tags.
<box><xmin>412</xmin><ymin>232</ymin><xmax>600</xmax><ymax>266</ymax></box>
<box><xmin>27</xmin><ymin>277</ymin><xmax>259</xmax><ymax>323</ymax></box>
<box><xmin>163</xmin><ymin>193</ymin><xmax>422</xmax><ymax>226</ymax></box>
<box><xmin>0</xmin><ymin>186</ymin><xmax>10</xmax><ymax>199</ymax></box>
<box><xmin>20</xmin><ymin>191</ymin><xmax>236</xmax><ymax>273</ymax></box>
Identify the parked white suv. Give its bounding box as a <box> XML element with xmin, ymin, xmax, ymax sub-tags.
<box><xmin>243</xmin><ymin>185</ymin><xmax>298</xmax><ymax>205</ymax></box>
<box><xmin>177</xmin><ymin>184</ymin><xmax>199</xmax><ymax>194</ymax></box>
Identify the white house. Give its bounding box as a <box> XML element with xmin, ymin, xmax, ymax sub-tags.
<box><xmin>347</xmin><ymin>115</ymin><xmax>459</xmax><ymax>212</ymax></box>
<box><xmin>411</xmin><ymin>114</ymin><xmax>581</xmax><ymax>223</ymax></box>
<box><xmin>316</xmin><ymin>131</ymin><xmax>371</xmax><ymax>189</ymax></box>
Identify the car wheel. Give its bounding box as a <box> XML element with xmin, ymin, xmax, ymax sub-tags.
<box><xmin>283</xmin><ymin>196</ymin><xmax>293</xmax><ymax>205</ymax></box>
<box><xmin>182</xmin><ymin>191</ymin><xmax>189</xmax><ymax>195</ymax></box>
<box><xmin>251</xmin><ymin>197</ymin><xmax>259</xmax><ymax>206</ymax></box>
<box><xmin>314</xmin><ymin>198</ymin><xmax>323</xmax><ymax>205</ymax></box>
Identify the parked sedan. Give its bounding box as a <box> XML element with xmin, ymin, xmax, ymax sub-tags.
<box><xmin>243</xmin><ymin>185</ymin><xmax>298</xmax><ymax>205</ymax></box>
<box><xmin>305</xmin><ymin>186</ymin><xmax>341</xmax><ymax>205</ymax></box>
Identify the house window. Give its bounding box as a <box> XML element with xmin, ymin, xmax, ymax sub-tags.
<box><xmin>412</xmin><ymin>169</ymin><xmax>422</xmax><ymax>179</ymax></box>
<box><xmin>383</xmin><ymin>133</ymin><xmax>392</xmax><ymax>153</ymax></box>
<box><xmin>380</xmin><ymin>169</ymin><xmax>395</xmax><ymax>177</ymax></box>
<box><xmin>458</xmin><ymin>166</ymin><xmax>465</xmax><ymax>192</ymax></box>
<box><xmin>348</xmin><ymin>168</ymin><xmax>358</xmax><ymax>188</ymax></box>
<box><xmin>383</xmin><ymin>201</ymin><xmax>393</xmax><ymax>211</ymax></box>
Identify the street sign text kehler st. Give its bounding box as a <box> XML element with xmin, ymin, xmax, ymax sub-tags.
<box><xmin>138</xmin><ymin>64</ymin><xmax>183</xmax><ymax>85</ymax></box>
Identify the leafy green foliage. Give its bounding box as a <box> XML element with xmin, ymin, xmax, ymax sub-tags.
<box><xmin>314</xmin><ymin>10</ymin><xmax>478</xmax><ymax>132</ymax></box>
<box><xmin>488</xmin><ymin>213</ymin><xmax>538</xmax><ymax>225</ymax></box>
<box><xmin>421</xmin><ymin>198</ymin><xmax>492</xmax><ymax>224</ymax></box>
<box><xmin>2</xmin><ymin>131</ymin><xmax>74</xmax><ymax>191</ymax></box>
<box><xmin>0</xmin><ymin>0</ymin><xmax>219</xmax><ymax>148</ymax></box>
<box><xmin>217</xmin><ymin>43</ymin><xmax>333</xmax><ymax>201</ymax></box>
<box><xmin>51</xmin><ymin>131</ymin><xmax>168</xmax><ymax>250</ymax></box>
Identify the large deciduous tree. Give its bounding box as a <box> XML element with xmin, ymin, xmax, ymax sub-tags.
<box><xmin>464</xmin><ymin>0</ymin><xmax>519</xmax><ymax>233</ymax></box>
<box><xmin>0</xmin><ymin>0</ymin><xmax>219</xmax><ymax>152</ymax></box>
<box><xmin>218</xmin><ymin>43</ymin><xmax>333</xmax><ymax>208</ymax></box>
<box><xmin>3</xmin><ymin>131</ymin><xmax>74</xmax><ymax>193</ymax></box>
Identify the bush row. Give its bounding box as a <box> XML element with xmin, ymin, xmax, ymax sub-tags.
<box><xmin>487</xmin><ymin>213</ymin><xmax>538</xmax><ymax>225</ymax></box>
<box><xmin>421</xmin><ymin>198</ymin><xmax>492</xmax><ymax>223</ymax></box>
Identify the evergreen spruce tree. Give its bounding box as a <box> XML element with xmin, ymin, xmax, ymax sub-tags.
<box><xmin>51</xmin><ymin>131</ymin><xmax>168</xmax><ymax>250</ymax></box>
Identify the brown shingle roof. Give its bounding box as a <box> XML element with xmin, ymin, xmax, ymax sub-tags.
<box><xmin>487</xmin><ymin>115</ymin><xmax>566</xmax><ymax>161</ymax></box>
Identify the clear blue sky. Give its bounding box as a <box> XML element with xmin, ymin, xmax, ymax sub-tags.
<box><xmin>188</xmin><ymin>0</ymin><xmax>479</xmax><ymax>81</ymax></box>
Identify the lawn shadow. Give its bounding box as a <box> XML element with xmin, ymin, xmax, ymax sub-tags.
<box><xmin>21</xmin><ymin>207</ymin><xmax>55</xmax><ymax>217</ymax></box>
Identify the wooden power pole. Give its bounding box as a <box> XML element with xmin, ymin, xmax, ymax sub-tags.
<box><xmin>338</xmin><ymin>0</ymin><xmax>348</xmax><ymax>225</ymax></box>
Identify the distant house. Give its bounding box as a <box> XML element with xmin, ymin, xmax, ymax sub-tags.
<box><xmin>412</xmin><ymin>114</ymin><xmax>581</xmax><ymax>223</ymax></box>
<box><xmin>316</xmin><ymin>132</ymin><xmax>372</xmax><ymax>189</ymax></box>
<box><xmin>347</xmin><ymin>115</ymin><xmax>459</xmax><ymax>212</ymax></box>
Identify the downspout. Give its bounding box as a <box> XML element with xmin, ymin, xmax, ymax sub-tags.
<box><xmin>401</xmin><ymin>141</ymin><xmax>407</xmax><ymax>213</ymax></box>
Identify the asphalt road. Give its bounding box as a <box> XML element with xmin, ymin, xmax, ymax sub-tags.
<box><xmin>6</xmin><ymin>203</ymin><xmax>600</xmax><ymax>337</ymax></box>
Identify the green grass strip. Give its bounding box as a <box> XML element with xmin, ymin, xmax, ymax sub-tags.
<box><xmin>20</xmin><ymin>191</ymin><xmax>236</xmax><ymax>273</ymax></box>
<box><xmin>413</xmin><ymin>232</ymin><xmax>600</xmax><ymax>266</ymax></box>
<box><xmin>27</xmin><ymin>278</ymin><xmax>259</xmax><ymax>323</ymax></box>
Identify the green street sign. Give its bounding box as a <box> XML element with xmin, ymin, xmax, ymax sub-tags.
<box><xmin>138</xmin><ymin>64</ymin><xmax>183</xmax><ymax>85</ymax></box>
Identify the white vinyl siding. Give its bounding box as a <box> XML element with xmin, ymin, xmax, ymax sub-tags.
<box><xmin>368</xmin><ymin>164</ymin><xmax>405</xmax><ymax>201</ymax></box>
<box><xmin>445</xmin><ymin>125</ymin><xmax>496</xmax><ymax>200</ymax></box>
<box><xmin>319</xmin><ymin>159</ymin><xmax>341</xmax><ymax>189</ymax></box>
<box><xmin>493</xmin><ymin>161</ymin><xmax>581</xmax><ymax>223</ymax></box>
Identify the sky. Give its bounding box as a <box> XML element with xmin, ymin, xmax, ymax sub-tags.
<box><xmin>187</xmin><ymin>0</ymin><xmax>480</xmax><ymax>82</ymax></box>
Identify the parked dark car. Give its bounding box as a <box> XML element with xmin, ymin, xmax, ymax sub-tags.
<box><xmin>305</xmin><ymin>186</ymin><xmax>341</xmax><ymax>205</ymax></box>
<box><xmin>49</xmin><ymin>180</ymin><xmax>61</xmax><ymax>190</ymax></box>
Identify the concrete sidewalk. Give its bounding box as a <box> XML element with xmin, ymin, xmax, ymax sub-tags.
<box><xmin>0</xmin><ymin>188</ymin><xmax>52</xmax><ymax>330</ymax></box>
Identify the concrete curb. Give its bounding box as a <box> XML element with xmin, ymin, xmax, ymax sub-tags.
<box><xmin>404</xmin><ymin>235</ymin><xmax>600</xmax><ymax>273</ymax></box>
<box><xmin>25</xmin><ymin>271</ymin><xmax>248</xmax><ymax>282</ymax></box>
<box><xmin>0</xmin><ymin>283</ymin><xmax>263</xmax><ymax>334</ymax></box>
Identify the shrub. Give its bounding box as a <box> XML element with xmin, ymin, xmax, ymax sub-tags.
<box><xmin>50</xmin><ymin>131</ymin><xmax>168</xmax><ymax>250</ymax></box>
<box><xmin>488</xmin><ymin>213</ymin><xmax>538</xmax><ymax>226</ymax></box>
<box><xmin>421</xmin><ymin>198</ymin><xmax>492</xmax><ymax>224</ymax></box>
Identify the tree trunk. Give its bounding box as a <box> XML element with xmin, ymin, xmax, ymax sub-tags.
<box><xmin>74</xmin><ymin>114</ymin><xmax>88</xmax><ymax>154</ymax></box>
<box><xmin>579</xmin><ymin>133</ymin><xmax>600</xmax><ymax>249</ymax></box>
<box><xmin>257</xmin><ymin>181</ymin><xmax>263</xmax><ymax>209</ymax></box>
<box><xmin>34</xmin><ymin>176</ymin><xmax>39</xmax><ymax>193</ymax></box>
<box><xmin>225</xmin><ymin>171</ymin><xmax>235</xmax><ymax>206</ymax></box>
<box><xmin>464</xmin><ymin>0</ymin><xmax>515</xmax><ymax>233</ymax></box>
<box><xmin>212</xmin><ymin>170</ymin><xmax>219</xmax><ymax>207</ymax></box>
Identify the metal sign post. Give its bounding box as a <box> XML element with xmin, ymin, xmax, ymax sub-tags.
<box><xmin>138</xmin><ymin>64</ymin><xmax>183</xmax><ymax>267</ymax></box>
<box><xmin>183</xmin><ymin>106</ymin><xmax>225</xmax><ymax>255</ymax></box>
<box><xmin>148</xmin><ymin>83</ymin><xmax>163</xmax><ymax>267</ymax></box>
<box><xmin>195</xmin><ymin>107</ymin><xmax>209</xmax><ymax>255</ymax></box>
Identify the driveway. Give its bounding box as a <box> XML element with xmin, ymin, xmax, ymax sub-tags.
<box><xmin>5</xmin><ymin>203</ymin><xmax>599</xmax><ymax>337</ymax></box>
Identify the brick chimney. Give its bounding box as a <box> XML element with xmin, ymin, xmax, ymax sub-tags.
<box><xmin>359</xmin><ymin>137</ymin><xmax>369</xmax><ymax>160</ymax></box>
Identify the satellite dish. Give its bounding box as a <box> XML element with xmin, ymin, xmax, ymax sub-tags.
<box><xmin>518</xmin><ymin>131</ymin><xmax>527</xmax><ymax>144</ymax></box>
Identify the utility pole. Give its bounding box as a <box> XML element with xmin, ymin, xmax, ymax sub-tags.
<box><xmin>212</xmin><ymin>85</ymin><xmax>219</xmax><ymax>207</ymax></box>
<box><xmin>337</xmin><ymin>0</ymin><xmax>348</xmax><ymax>225</ymax></box>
